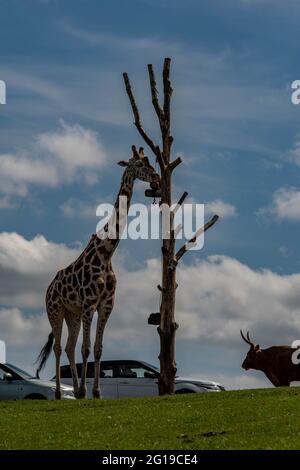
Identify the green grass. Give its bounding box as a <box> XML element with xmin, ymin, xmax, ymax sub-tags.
<box><xmin>1</xmin><ymin>388</ymin><xmax>300</xmax><ymax>449</ymax></box>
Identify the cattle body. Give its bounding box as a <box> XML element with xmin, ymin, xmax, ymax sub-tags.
<box><xmin>240</xmin><ymin>330</ymin><xmax>300</xmax><ymax>387</ymax></box>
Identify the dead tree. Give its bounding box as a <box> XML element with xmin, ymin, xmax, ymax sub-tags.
<box><xmin>123</xmin><ymin>58</ymin><xmax>218</xmax><ymax>395</ymax></box>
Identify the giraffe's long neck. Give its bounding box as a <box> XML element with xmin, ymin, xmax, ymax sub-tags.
<box><xmin>97</xmin><ymin>169</ymin><xmax>134</xmax><ymax>258</ymax></box>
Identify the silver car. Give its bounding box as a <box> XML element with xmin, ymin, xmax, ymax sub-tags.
<box><xmin>56</xmin><ymin>360</ymin><xmax>225</xmax><ymax>399</ymax></box>
<box><xmin>0</xmin><ymin>363</ymin><xmax>75</xmax><ymax>400</ymax></box>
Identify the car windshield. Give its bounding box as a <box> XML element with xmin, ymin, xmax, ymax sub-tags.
<box><xmin>139</xmin><ymin>361</ymin><xmax>160</xmax><ymax>374</ymax></box>
<box><xmin>5</xmin><ymin>363</ymin><xmax>34</xmax><ymax>380</ymax></box>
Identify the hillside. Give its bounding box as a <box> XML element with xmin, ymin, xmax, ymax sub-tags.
<box><xmin>1</xmin><ymin>388</ymin><xmax>300</xmax><ymax>450</ymax></box>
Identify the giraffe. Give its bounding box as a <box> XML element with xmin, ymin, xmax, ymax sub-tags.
<box><xmin>36</xmin><ymin>146</ymin><xmax>160</xmax><ymax>399</ymax></box>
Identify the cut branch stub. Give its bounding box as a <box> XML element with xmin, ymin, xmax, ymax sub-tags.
<box><xmin>172</xmin><ymin>191</ymin><xmax>188</xmax><ymax>216</ymax></box>
<box><xmin>169</xmin><ymin>156</ymin><xmax>182</xmax><ymax>172</ymax></box>
<box><xmin>177</xmin><ymin>191</ymin><xmax>188</xmax><ymax>206</ymax></box>
<box><xmin>175</xmin><ymin>214</ymin><xmax>219</xmax><ymax>261</ymax></box>
<box><xmin>173</xmin><ymin>224</ymin><xmax>182</xmax><ymax>239</ymax></box>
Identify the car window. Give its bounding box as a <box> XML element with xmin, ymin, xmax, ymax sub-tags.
<box><xmin>117</xmin><ymin>364</ymin><xmax>150</xmax><ymax>378</ymax></box>
<box><xmin>60</xmin><ymin>365</ymin><xmax>71</xmax><ymax>379</ymax></box>
<box><xmin>86</xmin><ymin>364</ymin><xmax>114</xmax><ymax>378</ymax></box>
<box><xmin>4</xmin><ymin>363</ymin><xmax>31</xmax><ymax>379</ymax></box>
<box><xmin>86</xmin><ymin>363</ymin><xmax>94</xmax><ymax>379</ymax></box>
<box><xmin>101</xmin><ymin>366</ymin><xmax>113</xmax><ymax>378</ymax></box>
<box><xmin>59</xmin><ymin>364</ymin><xmax>83</xmax><ymax>379</ymax></box>
<box><xmin>59</xmin><ymin>363</ymin><xmax>115</xmax><ymax>379</ymax></box>
<box><xmin>0</xmin><ymin>369</ymin><xmax>8</xmax><ymax>382</ymax></box>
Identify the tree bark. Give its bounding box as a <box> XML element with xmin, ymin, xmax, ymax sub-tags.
<box><xmin>158</xmin><ymin>167</ymin><xmax>178</xmax><ymax>394</ymax></box>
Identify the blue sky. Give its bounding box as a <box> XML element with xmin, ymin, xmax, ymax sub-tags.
<box><xmin>1</xmin><ymin>0</ymin><xmax>300</xmax><ymax>389</ymax></box>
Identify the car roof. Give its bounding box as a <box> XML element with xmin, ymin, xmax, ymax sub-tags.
<box><xmin>55</xmin><ymin>360</ymin><xmax>158</xmax><ymax>380</ymax></box>
<box><xmin>59</xmin><ymin>360</ymin><xmax>159</xmax><ymax>373</ymax></box>
<box><xmin>61</xmin><ymin>360</ymin><xmax>148</xmax><ymax>369</ymax></box>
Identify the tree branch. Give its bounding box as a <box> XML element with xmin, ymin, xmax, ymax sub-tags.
<box><xmin>163</xmin><ymin>58</ymin><xmax>172</xmax><ymax>132</ymax></box>
<box><xmin>177</xmin><ymin>191</ymin><xmax>188</xmax><ymax>206</ymax></box>
<box><xmin>147</xmin><ymin>64</ymin><xmax>164</xmax><ymax>124</ymax></box>
<box><xmin>175</xmin><ymin>215</ymin><xmax>219</xmax><ymax>261</ymax></box>
<box><xmin>172</xmin><ymin>191</ymin><xmax>188</xmax><ymax>216</ymax></box>
<box><xmin>169</xmin><ymin>156</ymin><xmax>182</xmax><ymax>172</ymax></box>
<box><xmin>173</xmin><ymin>223</ymin><xmax>182</xmax><ymax>239</ymax></box>
<box><xmin>123</xmin><ymin>73</ymin><xmax>157</xmax><ymax>156</ymax></box>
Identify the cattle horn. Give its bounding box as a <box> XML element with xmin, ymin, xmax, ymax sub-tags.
<box><xmin>240</xmin><ymin>329</ymin><xmax>254</xmax><ymax>346</ymax></box>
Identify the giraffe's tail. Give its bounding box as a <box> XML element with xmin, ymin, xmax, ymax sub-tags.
<box><xmin>35</xmin><ymin>332</ymin><xmax>54</xmax><ymax>378</ymax></box>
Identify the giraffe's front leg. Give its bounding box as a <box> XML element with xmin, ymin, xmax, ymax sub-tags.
<box><xmin>78</xmin><ymin>309</ymin><xmax>94</xmax><ymax>399</ymax></box>
<box><xmin>93</xmin><ymin>295</ymin><xmax>115</xmax><ymax>399</ymax></box>
<box><xmin>64</xmin><ymin>311</ymin><xmax>81</xmax><ymax>398</ymax></box>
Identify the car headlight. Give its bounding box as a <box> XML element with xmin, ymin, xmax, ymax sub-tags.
<box><xmin>51</xmin><ymin>387</ymin><xmax>74</xmax><ymax>397</ymax></box>
<box><xmin>62</xmin><ymin>389</ymin><xmax>74</xmax><ymax>397</ymax></box>
<box><xmin>199</xmin><ymin>384</ymin><xmax>219</xmax><ymax>390</ymax></box>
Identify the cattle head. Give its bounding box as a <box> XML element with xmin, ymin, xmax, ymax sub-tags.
<box><xmin>240</xmin><ymin>330</ymin><xmax>261</xmax><ymax>370</ymax></box>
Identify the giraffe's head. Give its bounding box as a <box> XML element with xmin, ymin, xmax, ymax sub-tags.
<box><xmin>118</xmin><ymin>146</ymin><xmax>160</xmax><ymax>187</ymax></box>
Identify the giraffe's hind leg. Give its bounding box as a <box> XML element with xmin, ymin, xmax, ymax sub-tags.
<box><xmin>64</xmin><ymin>310</ymin><xmax>81</xmax><ymax>398</ymax></box>
<box><xmin>47</xmin><ymin>301</ymin><xmax>65</xmax><ymax>400</ymax></box>
<box><xmin>77</xmin><ymin>307</ymin><xmax>94</xmax><ymax>399</ymax></box>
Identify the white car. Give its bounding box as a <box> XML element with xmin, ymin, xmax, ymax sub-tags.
<box><xmin>0</xmin><ymin>363</ymin><xmax>75</xmax><ymax>400</ymax></box>
<box><xmin>56</xmin><ymin>360</ymin><xmax>225</xmax><ymax>399</ymax></box>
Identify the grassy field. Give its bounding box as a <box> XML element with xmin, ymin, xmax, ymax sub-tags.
<box><xmin>1</xmin><ymin>387</ymin><xmax>300</xmax><ymax>450</ymax></box>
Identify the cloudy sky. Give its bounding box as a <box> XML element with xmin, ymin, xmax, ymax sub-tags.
<box><xmin>1</xmin><ymin>0</ymin><xmax>300</xmax><ymax>390</ymax></box>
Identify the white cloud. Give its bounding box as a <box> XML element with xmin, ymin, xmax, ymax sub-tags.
<box><xmin>109</xmin><ymin>255</ymin><xmax>300</xmax><ymax>348</ymax></box>
<box><xmin>0</xmin><ymin>308</ymin><xmax>49</xmax><ymax>346</ymax></box>
<box><xmin>260</xmin><ymin>187</ymin><xmax>300</xmax><ymax>221</ymax></box>
<box><xmin>2</xmin><ymin>232</ymin><xmax>300</xmax><ymax>386</ymax></box>
<box><xmin>0</xmin><ymin>153</ymin><xmax>59</xmax><ymax>196</ymax></box>
<box><xmin>2</xmin><ymin>232</ymin><xmax>300</xmax><ymax>348</ymax></box>
<box><xmin>37</xmin><ymin>121</ymin><xmax>106</xmax><ymax>174</ymax></box>
<box><xmin>206</xmin><ymin>199</ymin><xmax>237</xmax><ymax>219</ymax></box>
<box><xmin>0</xmin><ymin>121</ymin><xmax>107</xmax><ymax>198</ymax></box>
<box><xmin>0</xmin><ymin>232</ymin><xmax>78</xmax><ymax>274</ymax></box>
<box><xmin>0</xmin><ymin>232</ymin><xmax>79</xmax><ymax>308</ymax></box>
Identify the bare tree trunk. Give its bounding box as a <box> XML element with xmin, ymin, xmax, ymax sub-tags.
<box><xmin>123</xmin><ymin>58</ymin><xmax>218</xmax><ymax>395</ymax></box>
<box><xmin>158</xmin><ymin>166</ymin><xmax>178</xmax><ymax>394</ymax></box>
